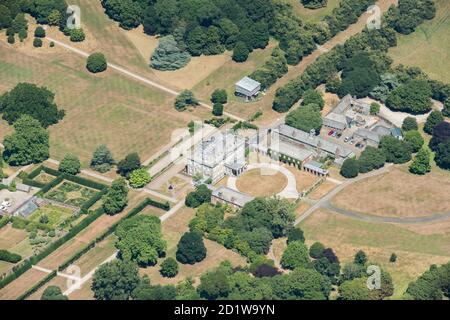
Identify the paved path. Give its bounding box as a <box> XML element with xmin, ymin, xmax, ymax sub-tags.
<box><xmin>46</xmin><ymin>37</ymin><xmax>244</xmax><ymax>122</ymax></box>
<box><xmin>228</xmin><ymin>163</ymin><xmax>299</xmax><ymax>199</ymax></box>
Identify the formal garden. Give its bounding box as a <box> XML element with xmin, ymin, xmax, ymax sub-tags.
<box><xmin>44</xmin><ymin>182</ymin><xmax>98</xmax><ymax>207</ymax></box>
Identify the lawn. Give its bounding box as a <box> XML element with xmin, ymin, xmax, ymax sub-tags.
<box><xmin>289</xmin><ymin>0</ymin><xmax>342</xmax><ymax>23</ymax></box>
<box><xmin>28</xmin><ymin>204</ymin><xmax>75</xmax><ymax>229</ymax></box>
<box><xmin>332</xmin><ymin>165</ymin><xmax>450</xmax><ymax>218</ymax></box>
<box><xmin>236</xmin><ymin>169</ymin><xmax>288</xmax><ymax>197</ymax></box>
<box><xmin>0</xmin><ymin>42</ymin><xmax>209</xmax><ymax>165</ymax></box>
<box><xmin>389</xmin><ymin>0</ymin><xmax>450</xmax><ymax>83</ymax></box>
<box><xmin>300</xmin><ymin>209</ymin><xmax>450</xmax><ymax>298</ymax></box>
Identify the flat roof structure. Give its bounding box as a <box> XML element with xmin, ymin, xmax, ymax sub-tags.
<box><xmin>236</xmin><ymin>77</ymin><xmax>261</xmax><ymax>92</ymax></box>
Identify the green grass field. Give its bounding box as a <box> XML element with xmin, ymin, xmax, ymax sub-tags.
<box><xmin>289</xmin><ymin>0</ymin><xmax>341</xmax><ymax>23</ymax></box>
<box><xmin>28</xmin><ymin>205</ymin><xmax>74</xmax><ymax>228</ymax></box>
<box><xmin>389</xmin><ymin>0</ymin><xmax>450</xmax><ymax>83</ymax></box>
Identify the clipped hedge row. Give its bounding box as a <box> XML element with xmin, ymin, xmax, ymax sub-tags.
<box><xmin>42</xmin><ymin>166</ymin><xmax>62</xmax><ymax>177</ymax></box>
<box><xmin>27</xmin><ymin>165</ymin><xmax>45</xmax><ymax>179</ymax></box>
<box><xmin>0</xmin><ymin>216</ymin><xmax>10</xmax><ymax>229</ymax></box>
<box><xmin>63</xmin><ymin>173</ymin><xmax>107</xmax><ymax>191</ymax></box>
<box><xmin>80</xmin><ymin>188</ymin><xmax>108</xmax><ymax>214</ymax></box>
<box><xmin>36</xmin><ymin>175</ymin><xmax>64</xmax><ymax>196</ymax></box>
<box><xmin>147</xmin><ymin>198</ymin><xmax>170</xmax><ymax>211</ymax></box>
<box><xmin>0</xmin><ymin>207</ymin><xmax>105</xmax><ymax>290</ymax></box>
<box><xmin>21</xmin><ymin>177</ymin><xmax>46</xmax><ymax>188</ymax></box>
<box><xmin>16</xmin><ymin>270</ymin><xmax>57</xmax><ymax>300</ymax></box>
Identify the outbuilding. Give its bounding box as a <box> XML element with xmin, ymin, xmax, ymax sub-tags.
<box><xmin>235</xmin><ymin>77</ymin><xmax>261</xmax><ymax>101</ymax></box>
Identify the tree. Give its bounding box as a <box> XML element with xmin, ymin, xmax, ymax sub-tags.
<box><xmin>160</xmin><ymin>258</ymin><xmax>178</xmax><ymax>278</ymax></box>
<box><xmin>86</xmin><ymin>53</ymin><xmax>107</xmax><ymax>73</ymax></box>
<box><xmin>198</xmin><ymin>269</ymin><xmax>230</xmax><ymax>300</ymax></box>
<box><xmin>232</xmin><ymin>41</ymin><xmax>249</xmax><ymax>63</ymax></box>
<box><xmin>301</xmin><ymin>89</ymin><xmax>324</xmax><ymax>110</ymax></box>
<box><xmin>91</xmin><ymin>260</ymin><xmax>140</xmax><ymax>300</ymax></box>
<box><xmin>128</xmin><ymin>168</ymin><xmax>151</xmax><ymax>188</ymax></box>
<box><xmin>390</xmin><ymin>253</ymin><xmax>397</xmax><ymax>263</ymax></box>
<box><xmin>0</xmin><ymin>5</ymin><xmax>12</xmax><ymax>29</ymax></box>
<box><xmin>0</xmin><ymin>82</ymin><xmax>64</xmax><ymax>127</ymax></box>
<box><xmin>354</xmin><ymin>250</ymin><xmax>367</xmax><ymax>265</ymax></box>
<box><xmin>185</xmin><ymin>184</ymin><xmax>211</xmax><ymax>208</ymax></box>
<box><xmin>33</xmin><ymin>37</ymin><xmax>42</xmax><ymax>47</ymax></box>
<box><xmin>404</xmin><ymin>130</ymin><xmax>424</xmax><ymax>153</ymax></box>
<box><xmin>424</xmin><ymin>111</ymin><xmax>444</xmax><ymax>135</ymax></box>
<box><xmin>117</xmin><ymin>152</ymin><xmax>141</xmax><ymax>178</ymax></box>
<box><xmin>102</xmin><ymin>177</ymin><xmax>128</xmax><ymax>215</ymax></box>
<box><xmin>340</xmin><ymin>158</ymin><xmax>359</xmax><ymax>178</ymax></box>
<box><xmin>59</xmin><ymin>154</ymin><xmax>81</xmax><ymax>175</ymax></box>
<box><xmin>101</xmin><ymin>0</ymin><xmax>141</xmax><ymax>30</ymax></box>
<box><xmin>435</xmin><ymin>141</ymin><xmax>450</xmax><ymax>170</ymax></box>
<box><xmin>132</xmin><ymin>281</ymin><xmax>177</xmax><ymax>300</ymax></box>
<box><xmin>240</xmin><ymin>227</ymin><xmax>273</xmax><ymax>255</ymax></box>
<box><xmin>379</xmin><ymin>136</ymin><xmax>412</xmax><ymax>164</ymax></box>
<box><xmin>34</xmin><ymin>26</ymin><xmax>45</xmax><ymax>38</ymax></box>
<box><xmin>211</xmin><ymin>89</ymin><xmax>228</xmax><ymax>104</ymax></box>
<box><xmin>370</xmin><ymin>102</ymin><xmax>380</xmax><ymax>115</ymax></box>
<box><xmin>285</xmin><ymin>104</ymin><xmax>322</xmax><ymax>134</ymax></box>
<box><xmin>309</xmin><ymin>242</ymin><xmax>325</xmax><ymax>259</ymax></box>
<box><xmin>339</xmin><ymin>278</ymin><xmax>370</xmax><ymax>300</ymax></box>
<box><xmin>7</xmin><ymin>34</ymin><xmax>14</xmax><ymax>44</ymax></box>
<box><xmin>47</xmin><ymin>9</ymin><xmax>61</xmax><ymax>26</ymax></box>
<box><xmin>340</xmin><ymin>262</ymin><xmax>366</xmax><ymax>282</ymax></box>
<box><xmin>443</xmin><ymin>98</ymin><xmax>450</xmax><ymax>117</ymax></box>
<box><xmin>402</xmin><ymin>116</ymin><xmax>418</xmax><ymax>131</ymax></box>
<box><xmin>280</xmin><ymin>241</ymin><xmax>310</xmax><ymax>270</ymax></box>
<box><xmin>90</xmin><ymin>145</ymin><xmax>115</xmax><ymax>173</ymax></box>
<box><xmin>69</xmin><ymin>28</ymin><xmax>85</xmax><ymax>42</ymax></box>
<box><xmin>357</xmin><ymin>146</ymin><xmax>386</xmax><ymax>173</ymax></box>
<box><xmin>2</xmin><ymin>115</ymin><xmax>49</xmax><ymax>166</ymax></box>
<box><xmin>116</xmin><ymin>215</ymin><xmax>166</xmax><ymax>266</ymax></box>
<box><xmin>174</xmin><ymin>90</ymin><xmax>198</xmax><ymax>111</ymax></box>
<box><xmin>302</xmin><ymin>0</ymin><xmax>328</xmax><ymax>9</ymax></box>
<box><xmin>176</xmin><ymin>231</ymin><xmax>207</xmax><ymax>264</ymax></box>
<box><xmin>18</xmin><ymin>28</ymin><xmax>27</xmax><ymax>42</ymax></box>
<box><xmin>287</xmin><ymin>227</ymin><xmax>305</xmax><ymax>244</ymax></box>
<box><xmin>212</xmin><ymin>103</ymin><xmax>224</xmax><ymax>116</ymax></box>
<box><xmin>386</xmin><ymin>79</ymin><xmax>432</xmax><ymax>114</ymax></box>
<box><xmin>429</xmin><ymin>121</ymin><xmax>450</xmax><ymax>152</ymax></box>
<box><xmin>150</xmin><ymin>35</ymin><xmax>191</xmax><ymax>71</ymax></box>
<box><xmin>41</xmin><ymin>286</ymin><xmax>68</xmax><ymax>300</ymax></box>
<box><xmin>326</xmin><ymin>76</ymin><xmax>341</xmax><ymax>94</ymax></box>
<box><xmin>284</xmin><ymin>268</ymin><xmax>331</xmax><ymax>300</ymax></box>
<box><xmin>409</xmin><ymin>147</ymin><xmax>431</xmax><ymax>175</ymax></box>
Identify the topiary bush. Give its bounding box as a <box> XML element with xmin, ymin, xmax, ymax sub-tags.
<box><xmin>176</xmin><ymin>231</ymin><xmax>206</xmax><ymax>264</ymax></box>
<box><xmin>34</xmin><ymin>26</ymin><xmax>46</xmax><ymax>38</ymax></box>
<box><xmin>33</xmin><ymin>37</ymin><xmax>42</xmax><ymax>47</ymax></box>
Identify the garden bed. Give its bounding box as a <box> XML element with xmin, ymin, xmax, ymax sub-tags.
<box><xmin>45</xmin><ymin>182</ymin><xmax>98</xmax><ymax>207</ymax></box>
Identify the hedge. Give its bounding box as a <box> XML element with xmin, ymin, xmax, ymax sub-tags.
<box><xmin>16</xmin><ymin>270</ymin><xmax>57</xmax><ymax>300</ymax></box>
<box><xmin>0</xmin><ymin>207</ymin><xmax>105</xmax><ymax>290</ymax></box>
<box><xmin>27</xmin><ymin>165</ymin><xmax>45</xmax><ymax>179</ymax></box>
<box><xmin>36</xmin><ymin>175</ymin><xmax>64</xmax><ymax>196</ymax></box>
<box><xmin>21</xmin><ymin>177</ymin><xmax>46</xmax><ymax>188</ymax></box>
<box><xmin>146</xmin><ymin>198</ymin><xmax>170</xmax><ymax>211</ymax></box>
<box><xmin>80</xmin><ymin>188</ymin><xmax>108</xmax><ymax>214</ymax></box>
<box><xmin>42</xmin><ymin>166</ymin><xmax>63</xmax><ymax>177</ymax></box>
<box><xmin>63</xmin><ymin>173</ymin><xmax>107</xmax><ymax>191</ymax></box>
<box><xmin>0</xmin><ymin>216</ymin><xmax>9</xmax><ymax>229</ymax></box>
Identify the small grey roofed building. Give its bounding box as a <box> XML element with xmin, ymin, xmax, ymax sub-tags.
<box><xmin>212</xmin><ymin>186</ymin><xmax>254</xmax><ymax>208</ymax></box>
<box><xmin>235</xmin><ymin>76</ymin><xmax>261</xmax><ymax>98</ymax></box>
<box><xmin>303</xmin><ymin>160</ymin><xmax>329</xmax><ymax>176</ymax></box>
<box><xmin>354</xmin><ymin>128</ymin><xmax>382</xmax><ymax>145</ymax></box>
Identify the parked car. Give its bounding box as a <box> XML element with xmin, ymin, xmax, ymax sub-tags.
<box><xmin>355</xmin><ymin>143</ymin><xmax>364</xmax><ymax>149</ymax></box>
<box><xmin>344</xmin><ymin>136</ymin><xmax>350</xmax><ymax>143</ymax></box>
<box><xmin>328</xmin><ymin>130</ymin><xmax>335</xmax><ymax>136</ymax></box>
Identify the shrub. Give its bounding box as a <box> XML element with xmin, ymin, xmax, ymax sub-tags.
<box><xmin>117</xmin><ymin>153</ymin><xmax>141</xmax><ymax>178</ymax></box>
<box><xmin>128</xmin><ymin>168</ymin><xmax>151</xmax><ymax>188</ymax></box>
<box><xmin>33</xmin><ymin>37</ymin><xmax>42</xmax><ymax>47</ymax></box>
<box><xmin>176</xmin><ymin>231</ymin><xmax>206</xmax><ymax>264</ymax></box>
<box><xmin>174</xmin><ymin>90</ymin><xmax>198</xmax><ymax>111</ymax></box>
<box><xmin>212</xmin><ymin>103</ymin><xmax>224</xmax><ymax>116</ymax></box>
<box><xmin>41</xmin><ymin>285</ymin><xmax>68</xmax><ymax>300</ymax></box>
<box><xmin>211</xmin><ymin>89</ymin><xmax>228</xmax><ymax>104</ymax></box>
<box><xmin>160</xmin><ymin>258</ymin><xmax>179</xmax><ymax>278</ymax></box>
<box><xmin>402</xmin><ymin>117</ymin><xmax>418</xmax><ymax>131</ymax></box>
<box><xmin>150</xmin><ymin>35</ymin><xmax>190</xmax><ymax>71</ymax></box>
<box><xmin>7</xmin><ymin>34</ymin><xmax>15</xmax><ymax>44</ymax></box>
<box><xmin>354</xmin><ymin>250</ymin><xmax>367</xmax><ymax>265</ymax></box>
<box><xmin>287</xmin><ymin>227</ymin><xmax>305</xmax><ymax>244</ymax></box>
<box><xmin>34</xmin><ymin>26</ymin><xmax>46</xmax><ymax>38</ymax></box>
<box><xmin>185</xmin><ymin>184</ymin><xmax>211</xmax><ymax>208</ymax></box>
<box><xmin>69</xmin><ymin>28</ymin><xmax>85</xmax><ymax>42</ymax></box>
<box><xmin>404</xmin><ymin>131</ymin><xmax>424</xmax><ymax>153</ymax></box>
<box><xmin>424</xmin><ymin>111</ymin><xmax>444</xmax><ymax>135</ymax></box>
<box><xmin>389</xmin><ymin>253</ymin><xmax>397</xmax><ymax>263</ymax></box>
<box><xmin>86</xmin><ymin>53</ymin><xmax>107</xmax><ymax>73</ymax></box>
<box><xmin>370</xmin><ymin>102</ymin><xmax>380</xmax><ymax>115</ymax></box>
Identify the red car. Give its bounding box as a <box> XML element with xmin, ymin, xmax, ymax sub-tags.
<box><xmin>328</xmin><ymin>130</ymin><xmax>335</xmax><ymax>136</ymax></box>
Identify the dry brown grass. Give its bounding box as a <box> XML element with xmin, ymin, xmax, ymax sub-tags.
<box><xmin>332</xmin><ymin>165</ymin><xmax>450</xmax><ymax>217</ymax></box>
<box><xmin>27</xmin><ymin>275</ymin><xmax>68</xmax><ymax>300</ymax></box>
<box><xmin>300</xmin><ymin>209</ymin><xmax>450</xmax><ymax>298</ymax></box>
<box><xmin>295</xmin><ymin>201</ymin><xmax>312</xmax><ymax>219</ymax></box>
<box><xmin>236</xmin><ymin>169</ymin><xmax>288</xmax><ymax>197</ymax></box>
<box><xmin>307</xmin><ymin>181</ymin><xmax>336</xmax><ymax>200</ymax></box>
<box><xmin>285</xmin><ymin>166</ymin><xmax>321</xmax><ymax>193</ymax></box>
<box><xmin>0</xmin><ymin>42</ymin><xmax>210</xmax><ymax>165</ymax></box>
<box><xmin>68</xmin><ymin>278</ymin><xmax>95</xmax><ymax>300</ymax></box>
<box><xmin>140</xmin><ymin>238</ymin><xmax>247</xmax><ymax>286</ymax></box>
<box><xmin>0</xmin><ymin>268</ymin><xmax>47</xmax><ymax>299</ymax></box>
<box><xmin>0</xmin><ymin>224</ymin><xmax>28</xmax><ymax>249</ymax></box>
